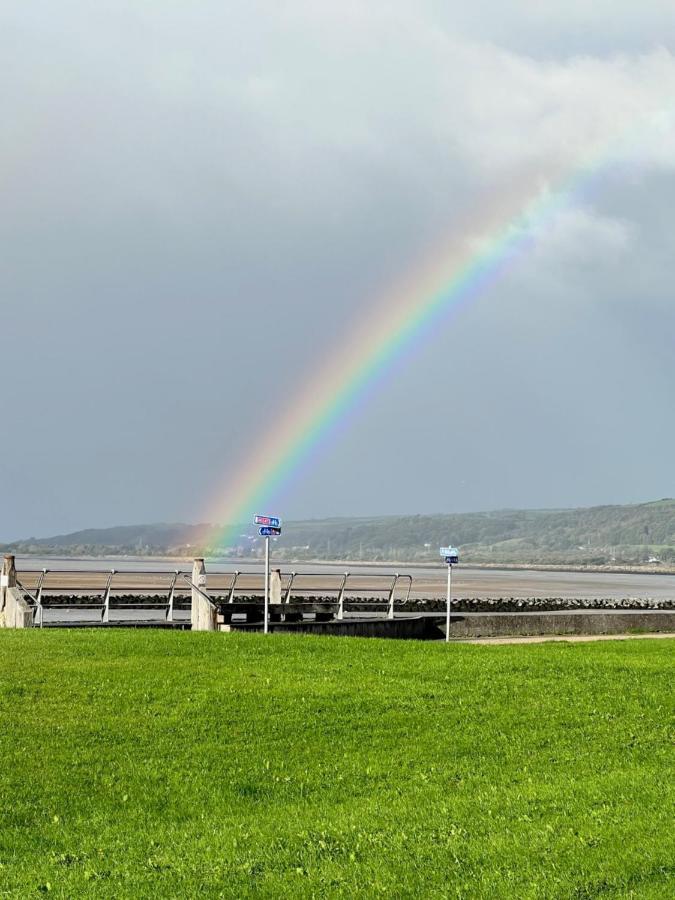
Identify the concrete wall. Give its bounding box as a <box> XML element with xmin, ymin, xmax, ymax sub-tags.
<box><xmin>0</xmin><ymin>555</ymin><xmax>33</xmax><ymax>628</ymax></box>
<box><xmin>221</xmin><ymin>610</ymin><xmax>674</xmax><ymax>640</ymax></box>
<box><xmin>446</xmin><ymin>611</ymin><xmax>675</xmax><ymax>639</ymax></box>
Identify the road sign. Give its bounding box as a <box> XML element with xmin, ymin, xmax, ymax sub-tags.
<box><xmin>439</xmin><ymin>546</ymin><xmax>458</xmax><ymax>557</ymax></box>
<box><xmin>259</xmin><ymin>526</ymin><xmax>282</xmax><ymax>537</ymax></box>
<box><xmin>254</xmin><ymin>515</ymin><xmax>281</xmax><ymax>528</ymax></box>
<box><xmin>445</xmin><ymin>555</ymin><xmax>458</xmax><ymax>565</ymax></box>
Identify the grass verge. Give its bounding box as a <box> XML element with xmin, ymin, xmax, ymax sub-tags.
<box><xmin>0</xmin><ymin>631</ymin><xmax>673</xmax><ymax>898</ymax></box>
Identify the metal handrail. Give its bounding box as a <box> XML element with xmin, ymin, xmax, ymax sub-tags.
<box><xmin>17</xmin><ymin>568</ymin><xmax>191</xmax><ymax>577</ymax></box>
<box><xmin>17</xmin><ymin>569</ymin><xmax>413</xmax><ymax>593</ymax></box>
<box><xmin>401</xmin><ymin>574</ymin><xmax>414</xmax><ymax>604</ymax></box>
<box><xmin>101</xmin><ymin>570</ymin><xmax>116</xmax><ymax>623</ymax></box>
<box><xmin>394</xmin><ymin>574</ymin><xmax>413</xmax><ymax>603</ymax></box>
<box><xmin>16</xmin><ymin>568</ymin><xmax>193</xmax><ymax>621</ymax></box>
<box><xmin>229</xmin><ymin>571</ymin><xmax>240</xmax><ymax>603</ymax></box>
<box><xmin>336</xmin><ymin>572</ymin><xmax>349</xmax><ymax>620</ymax></box>
<box><xmin>15</xmin><ymin>578</ymin><xmax>43</xmax><ymax>628</ymax></box>
<box><xmin>17</xmin><ymin>567</ymin><xmax>407</xmax><ymax>583</ymax></box>
<box><xmin>14</xmin><ymin>567</ymin><xmax>419</xmax><ymax>625</ymax></box>
<box><xmin>166</xmin><ymin>571</ymin><xmax>179</xmax><ymax>622</ymax></box>
<box><xmin>284</xmin><ymin>572</ymin><xmax>296</xmax><ymax>603</ymax></box>
<box><xmin>180</xmin><ymin>573</ymin><xmax>218</xmax><ymax>610</ymax></box>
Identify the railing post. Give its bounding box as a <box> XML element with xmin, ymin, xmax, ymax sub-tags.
<box><xmin>1</xmin><ymin>556</ymin><xmax>33</xmax><ymax>628</ymax></box>
<box><xmin>228</xmin><ymin>571</ymin><xmax>239</xmax><ymax>603</ymax></box>
<box><xmin>337</xmin><ymin>572</ymin><xmax>349</xmax><ymax>621</ymax></box>
<box><xmin>32</xmin><ymin>569</ymin><xmax>48</xmax><ymax>628</ymax></box>
<box><xmin>387</xmin><ymin>574</ymin><xmax>398</xmax><ymax>620</ymax></box>
<box><xmin>270</xmin><ymin>569</ymin><xmax>282</xmax><ymax>605</ymax></box>
<box><xmin>1</xmin><ymin>555</ymin><xmax>16</xmax><ymax>609</ymax></box>
<box><xmin>1</xmin><ymin>556</ymin><xmax>16</xmax><ymax>618</ymax></box>
<box><xmin>36</xmin><ymin>569</ymin><xmax>48</xmax><ymax>604</ymax></box>
<box><xmin>166</xmin><ymin>571</ymin><xmax>178</xmax><ymax>622</ymax></box>
<box><xmin>191</xmin><ymin>558</ymin><xmax>216</xmax><ymax>631</ymax></box>
<box><xmin>284</xmin><ymin>572</ymin><xmax>296</xmax><ymax>603</ymax></box>
<box><xmin>102</xmin><ymin>569</ymin><xmax>115</xmax><ymax>623</ymax></box>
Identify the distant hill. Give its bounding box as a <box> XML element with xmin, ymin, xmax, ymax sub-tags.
<box><xmin>3</xmin><ymin>499</ymin><xmax>674</xmax><ymax>566</ymax></box>
<box><xmin>3</xmin><ymin>523</ymin><xmax>212</xmax><ymax>556</ymax></box>
<box><xmin>273</xmin><ymin>499</ymin><xmax>675</xmax><ymax>565</ymax></box>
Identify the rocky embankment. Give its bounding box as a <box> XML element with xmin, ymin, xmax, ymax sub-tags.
<box><xmin>402</xmin><ymin>596</ymin><xmax>674</xmax><ymax>612</ymax></box>
<box><xmin>34</xmin><ymin>594</ymin><xmax>674</xmax><ymax>613</ymax></box>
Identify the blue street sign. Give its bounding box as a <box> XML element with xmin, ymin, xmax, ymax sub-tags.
<box><xmin>445</xmin><ymin>555</ymin><xmax>459</xmax><ymax>565</ymax></box>
<box><xmin>254</xmin><ymin>515</ymin><xmax>281</xmax><ymax>528</ymax></box>
<box><xmin>259</xmin><ymin>526</ymin><xmax>282</xmax><ymax>537</ymax></box>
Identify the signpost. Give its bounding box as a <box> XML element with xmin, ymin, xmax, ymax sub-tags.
<box><xmin>255</xmin><ymin>514</ymin><xmax>282</xmax><ymax>633</ymax></box>
<box><xmin>254</xmin><ymin>515</ymin><xmax>281</xmax><ymax>528</ymax></box>
<box><xmin>439</xmin><ymin>546</ymin><xmax>459</xmax><ymax>643</ymax></box>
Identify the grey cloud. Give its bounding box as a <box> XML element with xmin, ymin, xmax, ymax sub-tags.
<box><xmin>1</xmin><ymin>1</ymin><xmax>674</xmax><ymax>538</ymax></box>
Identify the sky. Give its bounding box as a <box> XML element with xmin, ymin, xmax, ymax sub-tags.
<box><xmin>2</xmin><ymin>1</ymin><xmax>675</xmax><ymax>540</ymax></box>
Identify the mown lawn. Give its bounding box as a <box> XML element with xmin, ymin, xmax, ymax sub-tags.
<box><xmin>0</xmin><ymin>631</ymin><xmax>672</xmax><ymax>898</ymax></box>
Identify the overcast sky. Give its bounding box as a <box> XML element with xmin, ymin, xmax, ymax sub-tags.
<box><xmin>2</xmin><ymin>1</ymin><xmax>675</xmax><ymax>540</ymax></box>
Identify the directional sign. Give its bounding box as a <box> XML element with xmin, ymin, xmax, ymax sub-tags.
<box><xmin>259</xmin><ymin>526</ymin><xmax>282</xmax><ymax>537</ymax></box>
<box><xmin>439</xmin><ymin>546</ymin><xmax>458</xmax><ymax>557</ymax></box>
<box><xmin>445</xmin><ymin>555</ymin><xmax>459</xmax><ymax>565</ymax></box>
<box><xmin>254</xmin><ymin>515</ymin><xmax>281</xmax><ymax>528</ymax></box>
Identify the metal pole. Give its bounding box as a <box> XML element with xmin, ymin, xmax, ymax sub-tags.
<box><xmin>387</xmin><ymin>573</ymin><xmax>399</xmax><ymax>620</ymax></box>
<box><xmin>166</xmin><ymin>570</ymin><xmax>178</xmax><ymax>622</ymax></box>
<box><xmin>229</xmin><ymin>571</ymin><xmax>240</xmax><ymax>603</ymax></box>
<box><xmin>102</xmin><ymin>569</ymin><xmax>115</xmax><ymax>624</ymax></box>
<box><xmin>337</xmin><ymin>572</ymin><xmax>348</xmax><ymax>621</ymax></box>
<box><xmin>284</xmin><ymin>572</ymin><xmax>296</xmax><ymax>603</ymax></box>
<box><xmin>264</xmin><ymin>536</ymin><xmax>270</xmax><ymax>634</ymax></box>
<box><xmin>445</xmin><ymin>563</ymin><xmax>452</xmax><ymax>643</ymax></box>
<box><xmin>38</xmin><ymin>569</ymin><xmax>46</xmax><ymax>629</ymax></box>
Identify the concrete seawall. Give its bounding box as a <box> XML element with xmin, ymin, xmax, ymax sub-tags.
<box><xmin>220</xmin><ymin>610</ymin><xmax>675</xmax><ymax>640</ymax></box>
<box><xmin>223</xmin><ymin>616</ymin><xmax>437</xmax><ymax>639</ymax></box>
<box><xmin>446</xmin><ymin>610</ymin><xmax>675</xmax><ymax>639</ymax></box>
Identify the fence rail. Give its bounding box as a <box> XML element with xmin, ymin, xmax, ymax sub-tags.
<box><xmin>13</xmin><ymin>567</ymin><xmax>417</xmax><ymax>626</ymax></box>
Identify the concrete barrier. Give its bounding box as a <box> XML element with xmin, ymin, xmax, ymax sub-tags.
<box><xmin>190</xmin><ymin>558</ymin><xmax>217</xmax><ymax>631</ymax></box>
<box><xmin>1</xmin><ymin>557</ymin><xmax>33</xmax><ymax>628</ymax></box>
<box><xmin>1</xmin><ymin>588</ymin><xmax>34</xmax><ymax>628</ymax></box>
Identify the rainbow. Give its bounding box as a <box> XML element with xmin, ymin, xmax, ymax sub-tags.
<box><xmin>205</xmin><ymin>112</ymin><xmax>670</xmax><ymax>550</ymax></box>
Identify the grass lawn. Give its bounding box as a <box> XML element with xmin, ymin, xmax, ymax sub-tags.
<box><xmin>0</xmin><ymin>631</ymin><xmax>672</xmax><ymax>898</ymax></box>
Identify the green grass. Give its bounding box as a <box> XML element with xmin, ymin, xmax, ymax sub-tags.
<box><xmin>0</xmin><ymin>632</ymin><xmax>673</xmax><ymax>898</ymax></box>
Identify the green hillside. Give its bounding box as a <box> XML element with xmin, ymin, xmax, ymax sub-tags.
<box><xmin>270</xmin><ymin>499</ymin><xmax>675</xmax><ymax>565</ymax></box>
<box><xmin>3</xmin><ymin>499</ymin><xmax>673</xmax><ymax>565</ymax></box>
